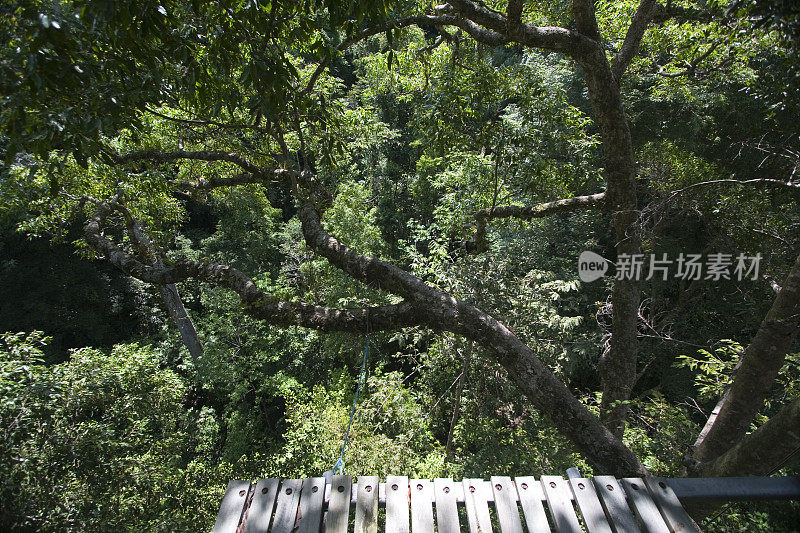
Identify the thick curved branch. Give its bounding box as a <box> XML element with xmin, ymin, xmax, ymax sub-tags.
<box><xmin>297</xmin><ymin>196</ymin><xmax>647</xmax><ymax>476</ymax></box>
<box><xmin>612</xmin><ymin>0</ymin><xmax>658</xmax><ymax>80</ymax></box>
<box><xmin>449</xmin><ymin>0</ymin><xmax>594</xmax><ymax>55</ymax></box>
<box><xmin>83</xmin><ymin>198</ymin><xmax>419</xmax><ymax>333</ymax></box>
<box><xmin>299</xmin><ymin>199</ymin><xmax>441</xmax><ymax>303</ymax></box>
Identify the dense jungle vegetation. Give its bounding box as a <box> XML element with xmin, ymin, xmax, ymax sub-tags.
<box><xmin>1</xmin><ymin>0</ymin><xmax>800</xmax><ymax>530</ymax></box>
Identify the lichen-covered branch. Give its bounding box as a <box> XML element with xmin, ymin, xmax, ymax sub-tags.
<box><xmin>83</xmin><ymin>197</ymin><xmax>419</xmax><ymax>333</ymax></box>
<box><xmin>474</xmin><ymin>193</ymin><xmax>607</xmax><ymax>251</ymax></box>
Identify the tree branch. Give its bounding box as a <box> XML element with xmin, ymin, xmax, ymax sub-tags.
<box><xmin>474</xmin><ymin>193</ymin><xmax>606</xmax><ymax>252</ymax></box>
<box><xmin>571</xmin><ymin>0</ymin><xmax>602</xmax><ymax>41</ymax></box>
<box><xmin>506</xmin><ymin>0</ymin><xmax>523</xmax><ymax>28</ymax></box>
<box><xmin>83</xmin><ymin>197</ymin><xmax>419</xmax><ymax>333</ymax></box>
<box><xmin>475</xmin><ymin>192</ymin><xmax>607</xmax><ymax>222</ymax></box>
<box><xmin>112</xmin><ymin>149</ymin><xmax>293</xmax><ymax>180</ymax></box>
<box><xmin>650</xmin><ymin>3</ymin><xmax>718</xmax><ymax>25</ymax></box>
<box><xmin>699</xmin><ymin>396</ymin><xmax>800</xmax><ymax>478</ymax></box>
<box><xmin>693</xmin><ymin>250</ymin><xmax>800</xmax><ymax>464</ymax></box>
<box><xmin>449</xmin><ymin>0</ymin><xmax>594</xmax><ymax>55</ymax></box>
<box><xmin>296</xmin><ymin>194</ymin><xmax>647</xmax><ymax>476</ymax></box>
<box><xmin>612</xmin><ymin>0</ymin><xmax>658</xmax><ymax>80</ymax></box>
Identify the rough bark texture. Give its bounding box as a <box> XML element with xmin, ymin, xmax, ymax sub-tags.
<box><xmin>699</xmin><ymin>396</ymin><xmax>800</xmax><ymax>478</ymax></box>
<box><xmin>103</xmin><ymin>194</ymin><xmax>206</xmax><ymax>364</ymax></box>
<box><xmin>693</xmin><ymin>251</ymin><xmax>800</xmax><ymax>465</ymax></box>
<box><xmin>575</xmin><ymin>43</ymin><xmax>642</xmax><ymax>440</ymax></box>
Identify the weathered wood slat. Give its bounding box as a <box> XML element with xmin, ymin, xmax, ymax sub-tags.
<box><xmin>463</xmin><ymin>478</ymin><xmax>493</xmax><ymax>533</ymax></box>
<box><xmin>410</xmin><ymin>479</ymin><xmax>435</xmax><ymax>533</ymax></box>
<box><xmin>514</xmin><ymin>476</ymin><xmax>550</xmax><ymax>533</ymax></box>
<box><xmin>491</xmin><ymin>476</ymin><xmax>524</xmax><ymax>533</ymax></box>
<box><xmin>568</xmin><ymin>478</ymin><xmax>612</xmax><ymax>533</ymax></box>
<box><xmin>620</xmin><ymin>478</ymin><xmax>671</xmax><ymax>533</ymax></box>
<box><xmin>592</xmin><ymin>476</ymin><xmax>641</xmax><ymax>533</ymax></box>
<box><xmin>643</xmin><ymin>478</ymin><xmax>701</xmax><ymax>533</ymax></box>
<box><xmin>242</xmin><ymin>478</ymin><xmax>279</xmax><ymax>533</ymax></box>
<box><xmin>355</xmin><ymin>475</ymin><xmax>379</xmax><ymax>533</ymax></box>
<box><xmin>271</xmin><ymin>478</ymin><xmax>303</xmax><ymax>533</ymax></box>
<box><xmin>214</xmin><ymin>475</ymin><xmax>712</xmax><ymax>533</ymax></box>
<box><xmin>297</xmin><ymin>477</ymin><xmax>325</xmax><ymax>533</ymax></box>
<box><xmin>212</xmin><ymin>480</ymin><xmax>251</xmax><ymax>533</ymax></box>
<box><xmin>540</xmin><ymin>476</ymin><xmax>582</xmax><ymax>533</ymax></box>
<box><xmin>435</xmin><ymin>478</ymin><xmax>461</xmax><ymax>533</ymax></box>
<box><xmin>326</xmin><ymin>475</ymin><xmax>352</xmax><ymax>533</ymax></box>
<box><xmin>386</xmin><ymin>475</ymin><xmax>410</xmax><ymax>533</ymax></box>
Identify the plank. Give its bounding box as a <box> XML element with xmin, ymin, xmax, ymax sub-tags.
<box><xmin>326</xmin><ymin>475</ymin><xmax>352</xmax><ymax>533</ymax></box>
<box><xmin>591</xmin><ymin>476</ymin><xmax>641</xmax><ymax>533</ymax></box>
<box><xmin>540</xmin><ymin>476</ymin><xmax>582</xmax><ymax>533</ymax></box>
<box><xmin>643</xmin><ymin>478</ymin><xmax>701</xmax><ymax>533</ymax></box>
<box><xmin>212</xmin><ymin>480</ymin><xmax>250</xmax><ymax>533</ymax></box>
<box><xmin>242</xmin><ymin>478</ymin><xmax>279</xmax><ymax>533</ymax></box>
<box><xmin>271</xmin><ymin>478</ymin><xmax>303</xmax><ymax>533</ymax></box>
<box><xmin>514</xmin><ymin>476</ymin><xmax>550</xmax><ymax>533</ymax></box>
<box><xmin>621</xmin><ymin>478</ymin><xmax>670</xmax><ymax>533</ymax></box>
<box><xmin>355</xmin><ymin>475</ymin><xmax>379</xmax><ymax>533</ymax></box>
<box><xmin>296</xmin><ymin>477</ymin><xmax>325</xmax><ymax>533</ymax></box>
<box><xmin>463</xmin><ymin>479</ymin><xmax>493</xmax><ymax>533</ymax></box>
<box><xmin>568</xmin><ymin>478</ymin><xmax>612</xmax><ymax>533</ymax></box>
<box><xmin>410</xmin><ymin>479</ymin><xmax>435</xmax><ymax>533</ymax></box>
<box><xmin>490</xmin><ymin>476</ymin><xmax>523</xmax><ymax>533</ymax></box>
<box><xmin>434</xmin><ymin>478</ymin><xmax>460</xmax><ymax>533</ymax></box>
<box><xmin>386</xmin><ymin>475</ymin><xmax>410</xmax><ymax>533</ymax></box>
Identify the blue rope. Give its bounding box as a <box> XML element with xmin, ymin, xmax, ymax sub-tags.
<box><xmin>333</xmin><ymin>329</ymin><xmax>370</xmax><ymax>475</ymax></box>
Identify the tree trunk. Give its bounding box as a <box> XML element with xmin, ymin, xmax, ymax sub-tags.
<box><xmin>580</xmin><ymin>48</ymin><xmax>642</xmax><ymax>438</ymax></box>
<box><xmin>160</xmin><ymin>283</ymin><xmax>204</xmax><ymax>365</ymax></box>
<box><xmin>693</xmin><ymin>251</ymin><xmax>800</xmax><ymax>465</ymax></box>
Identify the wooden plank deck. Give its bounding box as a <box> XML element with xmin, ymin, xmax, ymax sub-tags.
<box><xmin>214</xmin><ymin>475</ymin><xmax>707</xmax><ymax>532</ymax></box>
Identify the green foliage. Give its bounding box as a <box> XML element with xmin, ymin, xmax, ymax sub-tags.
<box><xmin>2</xmin><ymin>1</ymin><xmax>800</xmax><ymax>529</ymax></box>
<box><xmin>0</xmin><ymin>333</ymin><xmax>230</xmax><ymax>531</ymax></box>
<box><xmin>274</xmin><ymin>368</ymin><xmax>449</xmax><ymax>478</ymax></box>
<box><xmin>678</xmin><ymin>341</ymin><xmax>800</xmax><ymax>408</ymax></box>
